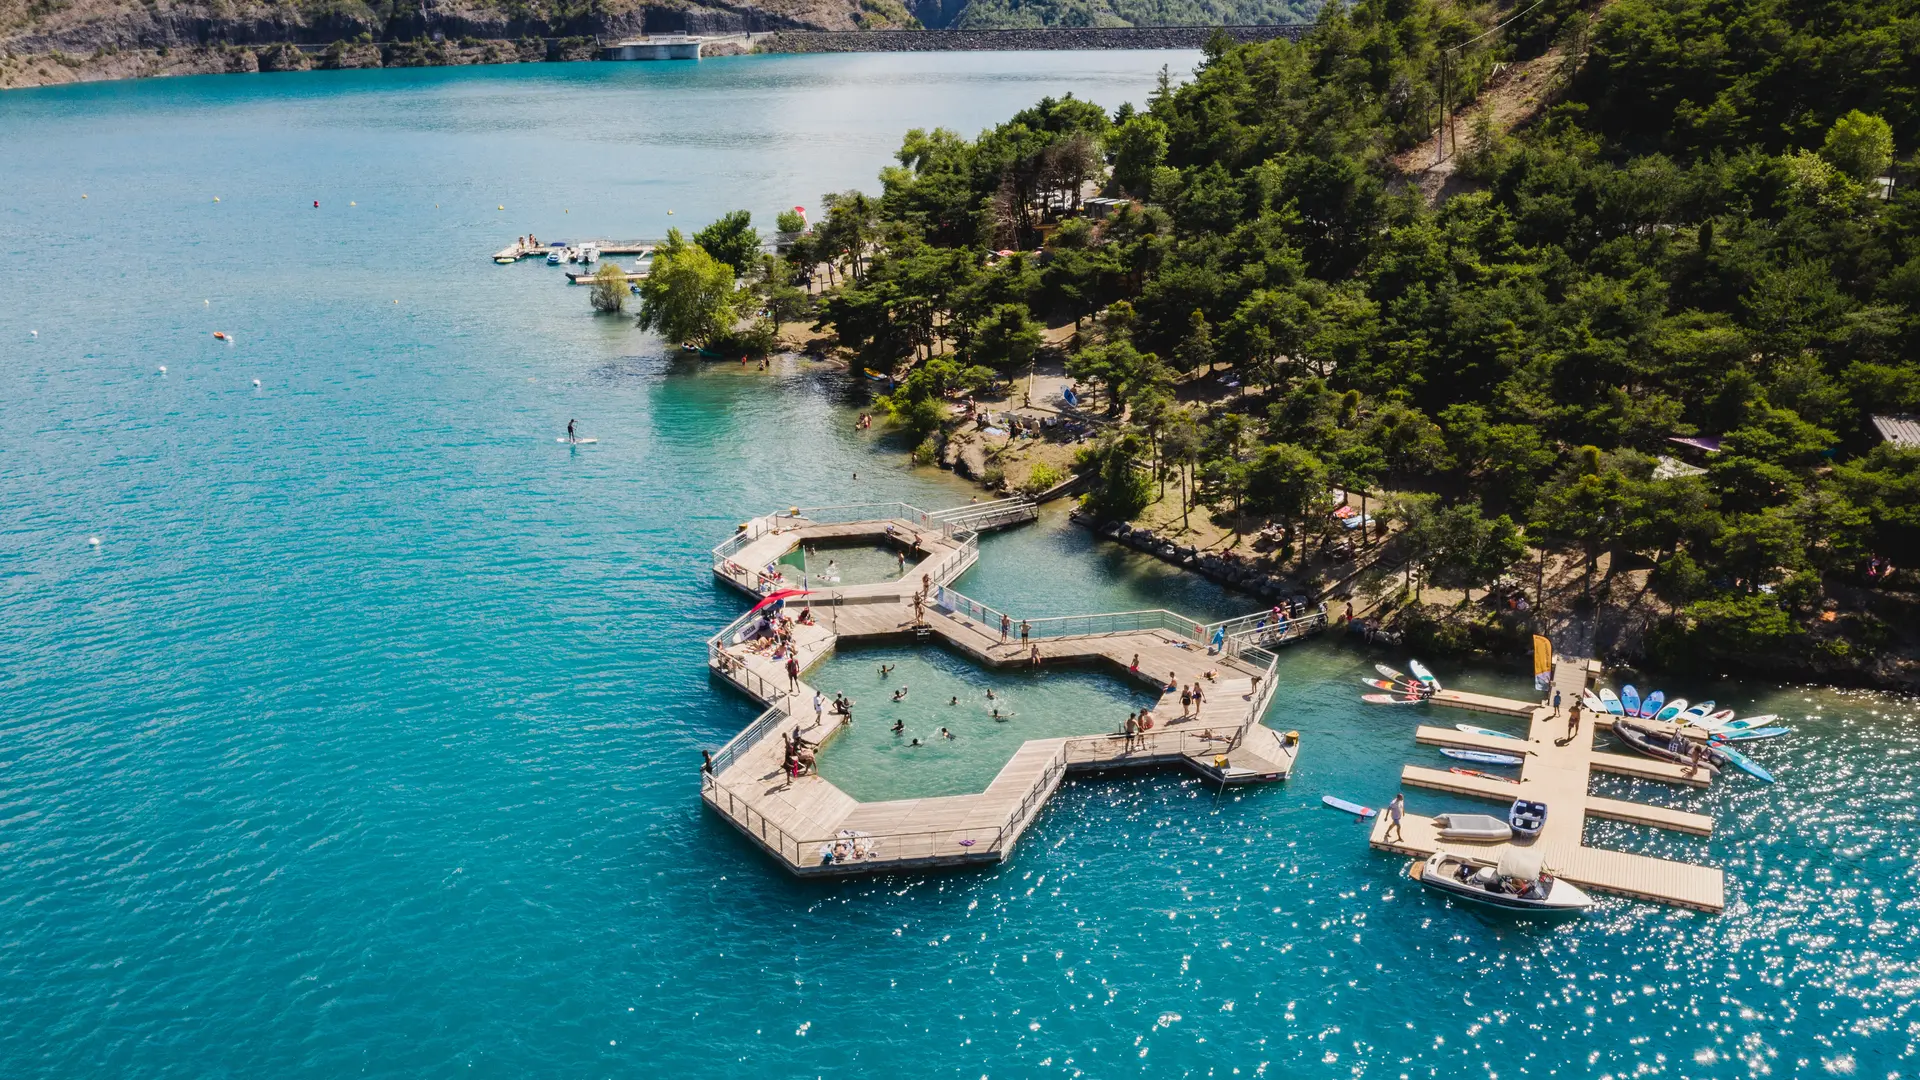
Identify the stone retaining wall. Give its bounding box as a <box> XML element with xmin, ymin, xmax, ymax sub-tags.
<box><xmin>757</xmin><ymin>25</ymin><xmax>1309</xmax><ymax>53</ymax></box>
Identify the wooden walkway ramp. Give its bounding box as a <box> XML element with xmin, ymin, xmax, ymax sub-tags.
<box><xmin>1372</xmin><ymin>658</ymin><xmax>1728</xmax><ymax>913</ymax></box>
<box><xmin>700</xmin><ymin>503</ymin><xmax>1317</xmax><ymax>877</ymax></box>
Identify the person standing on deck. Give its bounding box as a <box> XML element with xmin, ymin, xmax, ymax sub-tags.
<box><xmin>1558</xmin><ymin>701</ymin><xmax>1582</xmax><ymax>745</ymax></box>
<box><xmin>785</xmin><ymin>655</ymin><xmax>800</xmax><ymax>693</ymax></box>
<box><xmin>1124</xmin><ymin>713</ymin><xmax>1138</xmax><ymax>751</ymax></box>
<box><xmin>1000</xmin><ymin>613</ymin><xmax>1012</xmax><ymax>642</ymax></box>
<box><xmin>1553</xmin><ymin>688</ymin><xmax>1563</xmax><ymax>715</ymax></box>
<box><xmin>1020</xmin><ymin>619</ymin><xmax>1030</xmax><ymax>644</ymax></box>
<box><xmin>1181</xmin><ymin>684</ymin><xmax>1193</xmax><ymax>719</ymax></box>
<box><xmin>1384</xmin><ymin>793</ymin><xmax>1405</xmax><ymax>842</ymax></box>
<box><xmin>812</xmin><ymin>691</ymin><xmax>824</xmax><ymax>727</ymax></box>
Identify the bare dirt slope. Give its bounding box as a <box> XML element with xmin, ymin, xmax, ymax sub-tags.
<box><xmin>1389</xmin><ymin>44</ymin><xmax>1569</xmax><ymax>202</ymax></box>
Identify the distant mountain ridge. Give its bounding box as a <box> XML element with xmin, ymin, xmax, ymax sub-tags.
<box><xmin>0</xmin><ymin>0</ymin><xmax>1324</xmax><ymax>88</ymax></box>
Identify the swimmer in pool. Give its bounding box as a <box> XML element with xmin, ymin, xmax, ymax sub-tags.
<box><xmin>892</xmin><ymin>687</ymin><xmax>908</xmax><ymax>702</ymax></box>
<box><xmin>892</xmin><ymin>719</ymin><xmax>904</xmax><ymax>734</ymax></box>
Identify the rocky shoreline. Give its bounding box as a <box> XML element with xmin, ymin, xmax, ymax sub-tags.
<box><xmin>2</xmin><ymin>22</ymin><xmax>1309</xmax><ymax>90</ymax></box>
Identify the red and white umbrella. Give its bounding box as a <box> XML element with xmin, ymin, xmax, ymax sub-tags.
<box><xmin>750</xmin><ymin>588</ymin><xmax>811</xmax><ymax>613</ymax></box>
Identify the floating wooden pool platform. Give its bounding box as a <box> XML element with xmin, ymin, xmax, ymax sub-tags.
<box><xmin>1372</xmin><ymin>659</ymin><xmax>1728</xmax><ymax>913</ymax></box>
<box><xmin>699</xmin><ymin>501</ymin><xmax>1327</xmax><ymax>877</ymax></box>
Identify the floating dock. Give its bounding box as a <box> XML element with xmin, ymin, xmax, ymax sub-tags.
<box><xmin>1373</xmin><ymin>660</ymin><xmax>1728</xmax><ymax>912</ymax></box>
<box><xmin>492</xmin><ymin>240</ymin><xmax>657</xmax><ymax>263</ymax></box>
<box><xmin>701</xmin><ymin>500</ymin><xmax>1329</xmax><ymax>876</ymax></box>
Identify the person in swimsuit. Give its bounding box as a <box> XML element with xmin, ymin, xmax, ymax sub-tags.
<box><xmin>567</xmin><ymin>419</ymin><xmax>576</xmax><ymax>443</ymax></box>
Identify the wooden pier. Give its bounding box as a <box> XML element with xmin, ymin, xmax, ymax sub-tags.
<box><xmin>1372</xmin><ymin>659</ymin><xmax>1729</xmax><ymax>912</ymax></box>
<box><xmin>492</xmin><ymin>239</ymin><xmax>657</xmax><ymax>263</ymax></box>
<box><xmin>700</xmin><ymin>501</ymin><xmax>1325</xmax><ymax>876</ymax></box>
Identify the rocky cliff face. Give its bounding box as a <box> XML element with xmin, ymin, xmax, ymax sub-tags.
<box><xmin>0</xmin><ymin>0</ymin><xmax>888</xmax><ymax>87</ymax></box>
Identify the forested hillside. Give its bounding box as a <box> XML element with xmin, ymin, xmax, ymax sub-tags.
<box><xmin>760</xmin><ymin>0</ymin><xmax>1920</xmax><ymax>676</ymax></box>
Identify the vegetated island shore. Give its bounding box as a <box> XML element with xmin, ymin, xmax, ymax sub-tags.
<box><xmin>611</xmin><ymin>0</ymin><xmax>1920</xmax><ymax>692</ymax></box>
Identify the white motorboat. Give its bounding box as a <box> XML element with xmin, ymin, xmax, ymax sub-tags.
<box><xmin>1433</xmin><ymin>813</ymin><xmax>1513</xmax><ymax>842</ymax></box>
<box><xmin>1412</xmin><ymin>849</ymin><xmax>1592</xmax><ymax>914</ymax></box>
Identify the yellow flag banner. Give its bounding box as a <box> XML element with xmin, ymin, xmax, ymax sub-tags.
<box><xmin>1533</xmin><ymin>635</ymin><xmax>1553</xmax><ymax>692</ymax></box>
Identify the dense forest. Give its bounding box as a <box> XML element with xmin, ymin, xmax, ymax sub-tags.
<box><xmin>655</xmin><ymin>0</ymin><xmax>1920</xmax><ymax>673</ymax></box>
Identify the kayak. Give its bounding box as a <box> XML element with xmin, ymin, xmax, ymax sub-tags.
<box><xmin>1322</xmin><ymin>795</ymin><xmax>1376</xmax><ymax>818</ymax></box>
<box><xmin>1456</xmin><ymin>724</ymin><xmax>1519</xmax><ymax>740</ymax></box>
<box><xmin>1598</xmin><ymin>687</ymin><xmax>1625</xmax><ymax>715</ymax></box>
<box><xmin>1621</xmin><ymin>684</ymin><xmax>1641</xmax><ymax>717</ymax></box>
<box><xmin>1707</xmin><ymin>736</ymin><xmax>1776</xmax><ymax>783</ymax></box>
<box><xmin>1441</xmin><ymin>747</ymin><xmax>1523</xmax><ymax>766</ymax></box>
<box><xmin>1638</xmin><ymin>690</ymin><xmax>1665</xmax><ymax>719</ymax></box>
<box><xmin>1362</xmin><ymin>692</ymin><xmax>1424</xmax><ymax>705</ymax></box>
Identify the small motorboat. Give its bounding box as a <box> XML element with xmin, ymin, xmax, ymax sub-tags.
<box><xmin>1433</xmin><ymin>813</ymin><xmax>1513</xmax><ymax>842</ymax></box>
<box><xmin>546</xmin><ymin>244</ymin><xmax>567</xmax><ymax>265</ymax></box>
<box><xmin>1612</xmin><ymin>720</ymin><xmax>1725</xmax><ymax>775</ymax></box>
<box><xmin>1508</xmin><ymin>798</ymin><xmax>1547</xmax><ymax>838</ymax></box>
<box><xmin>1411</xmin><ymin>849</ymin><xmax>1592</xmax><ymax>914</ymax></box>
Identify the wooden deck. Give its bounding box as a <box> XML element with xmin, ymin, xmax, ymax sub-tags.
<box><xmin>700</xmin><ymin>507</ymin><xmax>1307</xmax><ymax>876</ymax></box>
<box><xmin>1373</xmin><ymin>659</ymin><xmax>1728</xmax><ymax>913</ymax></box>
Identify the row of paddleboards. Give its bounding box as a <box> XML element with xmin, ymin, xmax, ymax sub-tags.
<box><xmin>1582</xmin><ymin>686</ymin><xmax>1786</xmax><ymax>738</ymax></box>
<box><xmin>1360</xmin><ymin>661</ymin><xmax>1439</xmax><ymax>704</ymax></box>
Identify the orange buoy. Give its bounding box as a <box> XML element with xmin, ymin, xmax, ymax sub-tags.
<box><xmin>213</xmin><ymin>331</ymin><xmax>229</xmax><ymax>340</ymax></box>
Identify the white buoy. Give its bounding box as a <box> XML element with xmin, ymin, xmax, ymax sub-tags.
<box><xmin>158</xmin><ymin>365</ymin><xmax>167</xmax><ymax>374</ymax></box>
<box><xmin>252</xmin><ymin>378</ymin><xmax>261</xmax><ymax>387</ymax></box>
<box><xmin>204</xmin><ymin>299</ymin><xmax>210</xmax><ymax>305</ymax></box>
<box><xmin>88</xmin><ymin>536</ymin><xmax>101</xmax><ymax>546</ymax></box>
<box><xmin>29</xmin><ymin>330</ymin><xmax>36</xmax><ymax>337</ymax></box>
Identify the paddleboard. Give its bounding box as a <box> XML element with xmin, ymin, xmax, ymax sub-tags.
<box><xmin>1408</xmin><ymin>659</ymin><xmax>1439</xmax><ymax>687</ymax></box>
<box><xmin>1638</xmin><ymin>690</ymin><xmax>1665</xmax><ymax>719</ymax></box>
<box><xmin>1456</xmin><ymin>724</ymin><xmax>1519</xmax><ymax>740</ymax></box>
<box><xmin>556</xmin><ymin>437</ymin><xmax>599</xmax><ymax>444</ymax></box>
<box><xmin>1449</xmin><ymin>766</ymin><xmax>1518</xmax><ymax>784</ymax></box>
<box><xmin>1707</xmin><ymin>737</ymin><xmax>1775</xmax><ymax>783</ymax></box>
<box><xmin>1364</xmin><ymin>678</ymin><xmax>1416</xmax><ymax>692</ymax></box>
<box><xmin>1375</xmin><ymin>663</ymin><xmax>1412</xmax><ymax>684</ymax></box>
<box><xmin>1440</xmin><ymin>748</ymin><xmax>1523</xmax><ymax>766</ymax></box>
<box><xmin>1582</xmin><ymin>689</ymin><xmax>1607</xmax><ymax>713</ymax></box>
<box><xmin>1621</xmin><ymin>684</ymin><xmax>1640</xmax><ymax>717</ymax></box>
<box><xmin>1693</xmin><ymin>713</ymin><xmax>1778</xmax><ymax>734</ymax></box>
<box><xmin>1598</xmin><ymin>687</ymin><xmax>1625</xmax><ymax>715</ymax></box>
<box><xmin>1322</xmin><ymin>795</ymin><xmax>1376</xmax><ymax>818</ymax></box>
<box><xmin>1362</xmin><ymin>692</ymin><xmax>1423</xmax><ymax>705</ymax></box>
<box><xmin>1653</xmin><ymin>698</ymin><xmax>1688</xmax><ymax>723</ymax></box>
<box><xmin>1719</xmin><ymin>726</ymin><xmax>1789</xmax><ymax>741</ymax></box>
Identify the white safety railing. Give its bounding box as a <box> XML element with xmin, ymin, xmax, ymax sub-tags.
<box><xmin>707</xmin><ymin>704</ymin><xmax>788</xmax><ymax>777</ymax></box>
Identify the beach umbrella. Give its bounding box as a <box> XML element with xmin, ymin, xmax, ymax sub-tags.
<box><xmin>751</xmin><ymin>589</ymin><xmax>810</xmax><ymax>613</ymax></box>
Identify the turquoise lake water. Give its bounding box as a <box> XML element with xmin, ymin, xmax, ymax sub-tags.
<box><xmin>3</xmin><ymin>54</ymin><xmax>1919</xmax><ymax>1078</ymax></box>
